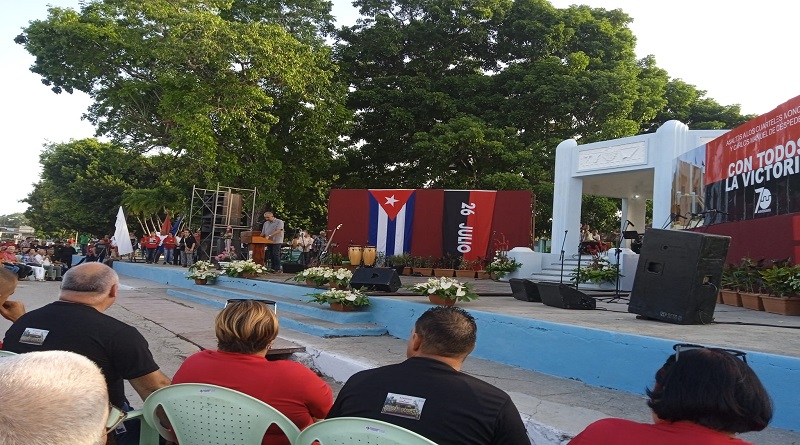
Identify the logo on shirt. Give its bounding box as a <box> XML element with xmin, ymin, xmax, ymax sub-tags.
<box><xmin>381</xmin><ymin>393</ymin><xmax>426</xmax><ymax>420</ymax></box>
<box><xmin>19</xmin><ymin>328</ymin><xmax>49</xmax><ymax>345</ymax></box>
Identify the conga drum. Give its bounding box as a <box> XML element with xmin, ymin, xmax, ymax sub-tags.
<box><xmin>348</xmin><ymin>245</ymin><xmax>363</xmax><ymax>266</ymax></box>
<box><xmin>362</xmin><ymin>246</ymin><xmax>377</xmax><ymax>267</ymax></box>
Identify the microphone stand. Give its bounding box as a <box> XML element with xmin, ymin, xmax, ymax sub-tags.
<box><xmin>559</xmin><ymin>230</ymin><xmax>568</xmax><ymax>285</ymax></box>
<box><xmin>606</xmin><ymin>220</ymin><xmax>631</xmax><ymax>303</ymax></box>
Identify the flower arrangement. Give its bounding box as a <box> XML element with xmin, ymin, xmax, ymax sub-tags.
<box><xmin>215</xmin><ymin>250</ymin><xmax>234</xmax><ymax>262</ymax></box>
<box><xmin>484</xmin><ymin>254</ymin><xmax>522</xmax><ymax>279</ymax></box>
<box><xmin>570</xmin><ymin>256</ymin><xmax>622</xmax><ymax>285</ymax></box>
<box><xmin>223</xmin><ymin>259</ymin><xmax>268</xmax><ymax>277</ymax></box>
<box><xmin>294</xmin><ymin>266</ymin><xmax>353</xmax><ymax>287</ymax></box>
<box><xmin>186</xmin><ymin>260</ymin><xmax>220</xmax><ymax>281</ymax></box>
<box><xmin>308</xmin><ymin>288</ymin><xmax>371</xmax><ymax>307</ymax></box>
<box><xmin>483</xmin><ymin>233</ymin><xmax>522</xmax><ymax>279</ymax></box>
<box><xmin>407</xmin><ymin>277</ymin><xmax>479</xmax><ymax>302</ymax></box>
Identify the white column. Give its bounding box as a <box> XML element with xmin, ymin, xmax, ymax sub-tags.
<box><xmin>551</xmin><ymin>139</ymin><xmax>583</xmax><ymax>256</ymax></box>
<box><xmin>652</xmin><ymin>121</ymin><xmax>689</xmax><ymax>231</ymax></box>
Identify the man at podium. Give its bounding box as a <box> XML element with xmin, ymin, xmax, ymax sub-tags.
<box><xmin>261</xmin><ymin>211</ymin><xmax>285</xmax><ymax>272</ymax></box>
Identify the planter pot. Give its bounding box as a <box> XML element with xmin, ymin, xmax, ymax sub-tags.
<box><xmin>414</xmin><ymin>267</ymin><xmax>433</xmax><ymax>276</ymax></box>
<box><xmin>475</xmin><ymin>270</ymin><xmax>491</xmax><ymax>280</ymax></box>
<box><xmin>454</xmin><ymin>270</ymin><xmax>477</xmax><ymax>279</ymax></box>
<box><xmin>716</xmin><ymin>292</ymin><xmax>723</xmax><ymax>304</ymax></box>
<box><xmin>719</xmin><ymin>289</ymin><xmax>742</xmax><ymax>307</ymax></box>
<box><xmin>433</xmin><ymin>268</ymin><xmax>455</xmax><ymax>277</ymax></box>
<box><xmin>329</xmin><ymin>302</ymin><xmax>356</xmax><ymax>312</ymax></box>
<box><xmin>428</xmin><ymin>294</ymin><xmax>456</xmax><ymax>307</ymax></box>
<box><xmin>761</xmin><ymin>295</ymin><xmax>800</xmax><ymax>315</ymax></box>
<box><xmin>402</xmin><ymin>267</ymin><xmax>412</xmax><ymax>275</ymax></box>
<box><xmin>240</xmin><ymin>272</ymin><xmax>257</xmax><ymax>279</ymax></box>
<box><xmin>194</xmin><ymin>278</ymin><xmax>208</xmax><ymax>285</ymax></box>
<box><xmin>739</xmin><ymin>292</ymin><xmax>765</xmax><ymax>311</ymax></box>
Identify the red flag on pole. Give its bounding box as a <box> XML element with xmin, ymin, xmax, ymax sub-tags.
<box><xmin>161</xmin><ymin>214</ymin><xmax>171</xmax><ymax>235</ymax></box>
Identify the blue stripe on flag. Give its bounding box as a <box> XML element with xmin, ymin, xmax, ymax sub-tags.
<box><xmin>368</xmin><ymin>196</ymin><xmax>379</xmax><ymax>246</ymax></box>
<box><xmin>385</xmin><ymin>214</ymin><xmax>397</xmax><ymax>256</ymax></box>
<box><xmin>403</xmin><ymin>193</ymin><xmax>415</xmax><ymax>253</ymax></box>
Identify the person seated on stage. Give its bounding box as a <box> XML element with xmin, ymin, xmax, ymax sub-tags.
<box><xmin>327</xmin><ymin>306</ymin><xmax>529</xmax><ymax>444</ymax></box>
<box><xmin>570</xmin><ymin>343</ymin><xmax>773</xmax><ymax>445</ymax></box>
<box><xmin>0</xmin><ymin>350</ymin><xmax>111</xmax><ymax>445</ymax></box>
<box><xmin>173</xmin><ymin>299</ymin><xmax>332</xmax><ymax>445</ymax></box>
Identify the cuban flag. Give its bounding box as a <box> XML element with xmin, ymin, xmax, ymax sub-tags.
<box><xmin>368</xmin><ymin>189</ymin><xmax>416</xmax><ymax>256</ymax></box>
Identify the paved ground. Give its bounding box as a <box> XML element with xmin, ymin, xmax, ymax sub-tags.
<box><xmin>2</xmin><ymin>276</ymin><xmax>799</xmax><ymax>445</ymax></box>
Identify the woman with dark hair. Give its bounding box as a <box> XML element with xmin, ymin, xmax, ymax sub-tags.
<box><xmin>570</xmin><ymin>343</ymin><xmax>773</xmax><ymax>444</ymax></box>
<box><xmin>172</xmin><ymin>300</ymin><xmax>332</xmax><ymax>445</ymax></box>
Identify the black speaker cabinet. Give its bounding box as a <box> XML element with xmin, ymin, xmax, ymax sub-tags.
<box><xmin>282</xmin><ymin>263</ymin><xmax>306</xmax><ymax>274</ymax></box>
<box><xmin>628</xmin><ymin>228</ymin><xmax>730</xmax><ymax>325</ymax></box>
<box><xmin>537</xmin><ymin>283</ymin><xmax>596</xmax><ymax>310</ymax></box>
<box><xmin>349</xmin><ymin>267</ymin><xmax>402</xmax><ymax>292</ymax></box>
<box><xmin>509</xmin><ymin>279</ymin><xmax>541</xmax><ymax>302</ymax></box>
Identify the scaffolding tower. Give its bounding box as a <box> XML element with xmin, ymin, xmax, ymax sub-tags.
<box><xmin>188</xmin><ymin>185</ymin><xmax>257</xmax><ymax>261</ymax></box>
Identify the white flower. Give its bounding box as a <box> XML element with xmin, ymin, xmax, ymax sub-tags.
<box><xmin>345</xmin><ymin>294</ymin><xmax>357</xmax><ymax>301</ymax></box>
<box><xmin>456</xmin><ymin>287</ymin><xmax>465</xmax><ymax>297</ymax></box>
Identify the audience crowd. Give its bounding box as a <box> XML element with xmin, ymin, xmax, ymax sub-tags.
<box><xmin>0</xmin><ymin>252</ymin><xmax>778</xmax><ymax>445</ymax></box>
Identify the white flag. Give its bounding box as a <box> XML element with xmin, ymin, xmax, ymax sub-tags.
<box><xmin>114</xmin><ymin>206</ymin><xmax>134</xmax><ymax>256</ymax></box>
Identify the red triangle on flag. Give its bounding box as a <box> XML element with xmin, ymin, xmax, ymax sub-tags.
<box><xmin>369</xmin><ymin>189</ymin><xmax>415</xmax><ymax>221</ymax></box>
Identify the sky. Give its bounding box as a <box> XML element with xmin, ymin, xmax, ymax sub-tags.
<box><xmin>1</xmin><ymin>0</ymin><xmax>798</xmax><ymax>216</ymax></box>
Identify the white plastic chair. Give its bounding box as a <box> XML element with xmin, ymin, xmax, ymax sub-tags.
<box><xmin>0</xmin><ymin>350</ymin><xmax>18</xmax><ymax>357</ymax></box>
<box><xmin>137</xmin><ymin>383</ymin><xmax>301</xmax><ymax>445</ymax></box>
<box><xmin>294</xmin><ymin>417</ymin><xmax>438</xmax><ymax>445</ymax></box>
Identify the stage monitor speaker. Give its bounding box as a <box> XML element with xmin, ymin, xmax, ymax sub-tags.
<box><xmin>509</xmin><ymin>279</ymin><xmax>541</xmax><ymax>302</ymax></box>
<box><xmin>349</xmin><ymin>267</ymin><xmax>401</xmax><ymax>292</ymax></box>
<box><xmin>628</xmin><ymin>228</ymin><xmax>730</xmax><ymax>325</ymax></box>
<box><xmin>282</xmin><ymin>263</ymin><xmax>306</xmax><ymax>274</ymax></box>
<box><xmin>537</xmin><ymin>283</ymin><xmax>596</xmax><ymax>310</ymax></box>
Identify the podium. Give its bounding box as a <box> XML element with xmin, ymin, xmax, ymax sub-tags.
<box><xmin>240</xmin><ymin>231</ymin><xmax>274</xmax><ymax>266</ymax></box>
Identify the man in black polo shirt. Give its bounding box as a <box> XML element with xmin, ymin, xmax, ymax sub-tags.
<box><xmin>2</xmin><ymin>262</ymin><xmax>171</xmax><ymax>445</ymax></box>
<box><xmin>327</xmin><ymin>306</ymin><xmax>530</xmax><ymax>444</ymax></box>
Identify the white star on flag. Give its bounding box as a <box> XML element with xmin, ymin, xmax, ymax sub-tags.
<box><xmin>384</xmin><ymin>195</ymin><xmax>399</xmax><ymax>206</ymax></box>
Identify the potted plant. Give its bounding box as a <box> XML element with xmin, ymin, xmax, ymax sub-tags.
<box><xmin>308</xmin><ymin>288</ymin><xmax>370</xmax><ymax>311</ymax></box>
<box><xmin>759</xmin><ymin>262</ymin><xmax>800</xmax><ymax>315</ymax></box>
<box><xmin>386</xmin><ymin>254</ymin><xmax>410</xmax><ymax>276</ymax></box>
<box><xmin>455</xmin><ymin>258</ymin><xmax>481</xmax><ymax>279</ymax></box>
<box><xmin>186</xmin><ymin>260</ymin><xmax>219</xmax><ymax>284</ymax></box>
<box><xmin>433</xmin><ymin>254</ymin><xmax>457</xmax><ymax>277</ymax></box>
<box><xmin>407</xmin><ymin>277</ymin><xmax>479</xmax><ymax>306</ymax></box>
<box><xmin>413</xmin><ymin>256</ymin><xmax>435</xmax><ymax>277</ymax></box>
<box><xmin>569</xmin><ymin>256</ymin><xmax>621</xmax><ymax>285</ymax></box>
<box><xmin>292</xmin><ymin>266</ymin><xmax>330</xmax><ymax>287</ymax></box>
<box><xmin>223</xmin><ymin>259</ymin><xmax>268</xmax><ymax>278</ymax></box>
<box><xmin>326</xmin><ymin>267</ymin><xmax>353</xmax><ymax>290</ymax></box>
<box><xmin>485</xmin><ymin>254</ymin><xmax>521</xmax><ymax>280</ymax></box>
<box><xmin>737</xmin><ymin>257</ymin><xmax>765</xmax><ymax>309</ymax></box>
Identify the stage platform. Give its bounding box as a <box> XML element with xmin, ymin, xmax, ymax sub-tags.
<box><xmin>111</xmin><ymin>261</ymin><xmax>800</xmax><ymax>432</ymax></box>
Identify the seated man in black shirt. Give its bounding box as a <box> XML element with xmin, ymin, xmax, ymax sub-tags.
<box><xmin>2</xmin><ymin>262</ymin><xmax>171</xmax><ymax>445</ymax></box>
<box><xmin>327</xmin><ymin>306</ymin><xmax>530</xmax><ymax>444</ymax></box>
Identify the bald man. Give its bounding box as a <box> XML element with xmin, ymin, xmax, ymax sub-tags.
<box><xmin>2</xmin><ymin>262</ymin><xmax>171</xmax><ymax>445</ymax></box>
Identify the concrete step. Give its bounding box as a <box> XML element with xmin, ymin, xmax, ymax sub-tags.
<box><xmin>166</xmin><ymin>288</ymin><xmax>387</xmax><ymax>338</ymax></box>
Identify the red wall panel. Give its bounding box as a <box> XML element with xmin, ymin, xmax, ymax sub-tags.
<box><xmin>693</xmin><ymin>213</ymin><xmax>800</xmax><ymax>263</ymax></box>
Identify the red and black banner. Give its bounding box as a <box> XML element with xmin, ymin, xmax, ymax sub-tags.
<box><xmin>704</xmin><ymin>95</ymin><xmax>800</xmax><ymax>222</ymax></box>
<box><xmin>442</xmin><ymin>190</ymin><xmax>497</xmax><ymax>260</ymax></box>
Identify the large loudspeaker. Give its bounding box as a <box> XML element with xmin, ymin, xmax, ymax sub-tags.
<box><xmin>509</xmin><ymin>279</ymin><xmax>541</xmax><ymax>302</ymax></box>
<box><xmin>537</xmin><ymin>283</ymin><xmax>596</xmax><ymax>309</ymax></box>
<box><xmin>628</xmin><ymin>229</ymin><xmax>730</xmax><ymax>325</ymax></box>
<box><xmin>349</xmin><ymin>268</ymin><xmax>402</xmax><ymax>292</ymax></box>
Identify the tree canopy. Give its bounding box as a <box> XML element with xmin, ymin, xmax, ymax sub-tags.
<box><xmin>17</xmin><ymin>0</ymin><xmax>753</xmax><ymax>238</ymax></box>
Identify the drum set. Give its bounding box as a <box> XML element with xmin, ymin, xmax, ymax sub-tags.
<box><xmin>348</xmin><ymin>245</ymin><xmax>377</xmax><ymax>267</ymax></box>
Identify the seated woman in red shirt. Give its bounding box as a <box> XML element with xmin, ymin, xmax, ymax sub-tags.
<box><xmin>571</xmin><ymin>343</ymin><xmax>773</xmax><ymax>445</ymax></box>
<box><xmin>172</xmin><ymin>300</ymin><xmax>332</xmax><ymax>445</ymax></box>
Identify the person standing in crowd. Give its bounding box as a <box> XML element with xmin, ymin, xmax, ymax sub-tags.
<box><xmin>173</xmin><ymin>299</ymin><xmax>332</xmax><ymax>445</ymax></box>
<box><xmin>294</xmin><ymin>231</ymin><xmax>313</xmax><ymax>266</ymax></box>
<box><xmin>311</xmin><ymin>230</ymin><xmax>327</xmax><ymax>264</ymax></box>
<box><xmin>162</xmin><ymin>232</ymin><xmax>177</xmax><ymax>265</ymax></box>
<box><xmin>327</xmin><ymin>306</ymin><xmax>529</xmax><ymax>444</ymax></box>
<box><xmin>143</xmin><ymin>231</ymin><xmax>159</xmax><ymax>264</ymax></box>
<box><xmin>261</xmin><ymin>212</ymin><xmax>284</xmax><ymax>273</ymax></box>
<box><xmin>570</xmin><ymin>344</ymin><xmax>773</xmax><ymax>445</ymax></box>
<box><xmin>79</xmin><ymin>233</ymin><xmax>90</xmax><ymax>256</ymax></box>
<box><xmin>181</xmin><ymin>229</ymin><xmax>197</xmax><ymax>268</ymax></box>
<box><xmin>2</xmin><ymin>263</ymin><xmax>172</xmax><ymax>445</ymax></box>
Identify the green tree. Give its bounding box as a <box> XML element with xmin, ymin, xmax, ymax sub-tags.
<box><xmin>0</xmin><ymin>213</ymin><xmax>30</xmax><ymax>228</ymax></box>
<box><xmin>23</xmin><ymin>139</ymin><xmax>150</xmax><ymax>236</ymax></box>
<box><xmin>16</xmin><ymin>0</ymin><xmax>349</xmax><ymax>225</ymax></box>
